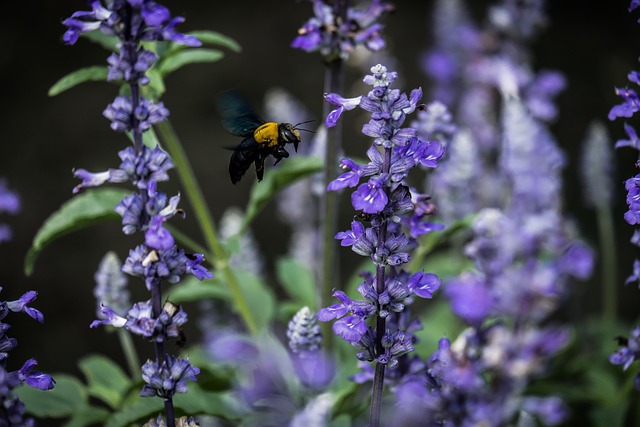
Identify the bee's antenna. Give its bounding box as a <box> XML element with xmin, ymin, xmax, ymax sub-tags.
<box><xmin>294</xmin><ymin>119</ymin><xmax>315</xmax><ymax>127</ymax></box>
<box><xmin>293</xmin><ymin>119</ymin><xmax>317</xmax><ymax>134</ymax></box>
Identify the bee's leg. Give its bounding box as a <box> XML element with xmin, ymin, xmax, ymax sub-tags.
<box><xmin>273</xmin><ymin>147</ymin><xmax>289</xmax><ymax>165</ymax></box>
<box><xmin>255</xmin><ymin>154</ymin><xmax>266</xmax><ymax>181</ymax></box>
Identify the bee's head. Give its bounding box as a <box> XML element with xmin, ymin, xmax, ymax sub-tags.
<box><xmin>279</xmin><ymin>123</ymin><xmax>302</xmax><ymax>152</ymax></box>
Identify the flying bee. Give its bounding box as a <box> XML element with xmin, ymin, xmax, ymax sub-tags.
<box><xmin>216</xmin><ymin>90</ymin><xmax>313</xmax><ymax>184</ymax></box>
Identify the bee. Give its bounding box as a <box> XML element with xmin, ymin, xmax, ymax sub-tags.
<box><xmin>216</xmin><ymin>90</ymin><xmax>311</xmax><ymax>184</ymax></box>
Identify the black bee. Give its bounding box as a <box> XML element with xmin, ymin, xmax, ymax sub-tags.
<box><xmin>216</xmin><ymin>90</ymin><xmax>310</xmax><ymax>184</ymax></box>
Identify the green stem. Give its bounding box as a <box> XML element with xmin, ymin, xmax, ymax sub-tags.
<box><xmin>596</xmin><ymin>203</ymin><xmax>618</xmax><ymax>323</ymax></box>
<box><xmin>155</xmin><ymin>120</ymin><xmax>259</xmax><ymax>335</ymax></box>
<box><xmin>117</xmin><ymin>328</ymin><xmax>141</xmax><ymax>380</ymax></box>
<box><xmin>369</xmin><ymin>361</ymin><xmax>386</xmax><ymax>427</ymax></box>
<box><xmin>319</xmin><ymin>0</ymin><xmax>347</xmax><ymax>351</ymax></box>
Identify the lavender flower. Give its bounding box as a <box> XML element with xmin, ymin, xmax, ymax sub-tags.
<box><xmin>287</xmin><ymin>307</ymin><xmax>334</xmax><ymax>390</ymax></box>
<box><xmin>318</xmin><ymin>64</ymin><xmax>444</xmax><ymax>425</ymax></box>
<box><xmin>64</xmin><ymin>1</ymin><xmax>209</xmax><ymax>418</ymax></box>
<box><xmin>608</xmin><ymin>0</ymin><xmax>640</xmax><ymax>387</ymax></box>
<box><xmin>94</xmin><ymin>251</ymin><xmax>130</xmax><ymax>317</ymax></box>
<box><xmin>292</xmin><ymin>0</ymin><xmax>394</xmax><ymax>61</ymax></box>
<box><xmin>140</xmin><ymin>355</ymin><xmax>200</xmax><ymax>398</ymax></box>
<box><xmin>288</xmin><ymin>306</ymin><xmax>322</xmax><ymax>356</ymax></box>
<box><xmin>581</xmin><ymin>121</ymin><xmax>615</xmax><ymax>208</ymax></box>
<box><xmin>0</xmin><ymin>179</ymin><xmax>20</xmax><ymax>243</ymax></box>
<box><xmin>610</xmin><ymin>327</ymin><xmax>640</xmax><ymax>389</ymax></box>
<box><xmin>0</xmin><ymin>288</ymin><xmax>55</xmax><ymax>426</ymax></box>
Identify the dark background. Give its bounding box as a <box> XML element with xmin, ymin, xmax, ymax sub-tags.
<box><xmin>0</xmin><ymin>0</ymin><xmax>638</xmax><ymax>398</ymax></box>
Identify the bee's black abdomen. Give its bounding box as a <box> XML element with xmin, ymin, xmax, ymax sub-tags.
<box><xmin>229</xmin><ymin>137</ymin><xmax>260</xmax><ymax>184</ymax></box>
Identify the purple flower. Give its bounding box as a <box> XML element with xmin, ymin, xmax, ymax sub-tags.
<box><xmin>292</xmin><ymin>0</ymin><xmax>393</xmax><ymax>60</ymax></box>
<box><xmin>408</xmin><ymin>272</ymin><xmax>441</xmax><ymax>299</ymax></box>
<box><xmin>327</xmin><ymin>158</ymin><xmax>363</xmax><ymax>190</ymax></box>
<box><xmin>616</xmin><ymin>122</ymin><xmax>640</xmax><ymax>149</ymax></box>
<box><xmin>103</xmin><ymin>96</ymin><xmax>169</xmax><ymax>133</ymax></box>
<box><xmin>320</xmin><ymin>65</ymin><xmax>445</xmax><ymax>378</ymax></box>
<box><xmin>6</xmin><ymin>291</ymin><xmax>44</xmax><ymax>324</ymax></box>
<box><xmin>287</xmin><ymin>307</ymin><xmax>322</xmax><ymax>355</ymax></box>
<box><xmin>445</xmin><ymin>273</ymin><xmax>492</xmax><ymax>326</ymax></box>
<box><xmin>140</xmin><ymin>355</ymin><xmax>199</xmax><ymax>398</ymax></box>
<box><xmin>324</xmin><ymin>94</ymin><xmax>362</xmax><ymax>128</ymax></box>
<box><xmin>94</xmin><ymin>252</ymin><xmax>130</xmax><ymax>318</ymax></box>
<box><xmin>145</xmin><ymin>215</ymin><xmax>175</xmax><ymax>251</ymax></box>
<box><xmin>352</xmin><ymin>177</ymin><xmax>388</xmax><ymax>214</ymax></box>
<box><xmin>18</xmin><ymin>359</ymin><xmax>55</xmax><ymax>391</ymax></box>
<box><xmin>609</xmin><ymin>87</ymin><xmax>640</xmax><ymax>120</ymax></box>
<box><xmin>185</xmin><ymin>253</ymin><xmax>213</xmax><ymax>281</ymax></box>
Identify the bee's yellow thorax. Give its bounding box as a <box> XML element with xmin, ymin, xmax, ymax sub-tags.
<box><xmin>253</xmin><ymin>122</ymin><xmax>280</xmax><ymax>147</ymax></box>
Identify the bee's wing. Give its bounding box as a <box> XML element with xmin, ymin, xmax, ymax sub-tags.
<box><xmin>216</xmin><ymin>90</ymin><xmax>265</xmax><ymax>137</ymax></box>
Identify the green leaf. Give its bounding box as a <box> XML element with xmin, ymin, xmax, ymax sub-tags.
<box><xmin>25</xmin><ymin>188</ymin><xmax>130</xmax><ymax>276</ymax></box>
<box><xmin>276</xmin><ymin>257</ymin><xmax>317</xmax><ymax>309</ymax></box>
<box><xmin>157</xmin><ymin>49</ymin><xmax>224</xmax><ymax>76</ymax></box>
<box><xmin>79</xmin><ymin>354</ymin><xmax>132</xmax><ymax>409</ymax></box>
<box><xmin>167</xmin><ymin>277</ymin><xmax>228</xmax><ymax>303</ymax></box>
<box><xmin>62</xmin><ymin>407</ymin><xmax>112</xmax><ymax>427</ymax></box>
<box><xmin>241</xmin><ymin>156</ymin><xmax>324</xmax><ymax>232</ymax></box>
<box><xmin>174</xmin><ymin>384</ymin><xmax>247</xmax><ymax>419</ymax></box>
<box><xmin>81</xmin><ymin>31</ymin><xmax>119</xmax><ymax>51</ymax></box>
<box><xmin>142</xmin><ymin>68</ymin><xmax>166</xmax><ymax>100</ymax></box>
<box><xmin>49</xmin><ymin>66</ymin><xmax>110</xmax><ymax>97</ymax></box>
<box><xmin>104</xmin><ymin>395</ymin><xmax>163</xmax><ymax>427</ymax></box>
<box><xmin>17</xmin><ymin>374</ymin><xmax>88</xmax><ymax>417</ymax></box>
<box><xmin>187</xmin><ymin>30</ymin><xmax>242</xmax><ymax>52</ymax></box>
<box><xmin>235</xmin><ymin>270</ymin><xmax>276</xmax><ymax>329</ymax></box>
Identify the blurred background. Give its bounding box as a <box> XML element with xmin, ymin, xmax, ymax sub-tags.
<box><xmin>0</xmin><ymin>0</ymin><xmax>638</xmax><ymax>388</ymax></box>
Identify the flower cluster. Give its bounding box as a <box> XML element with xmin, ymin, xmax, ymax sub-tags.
<box><xmin>63</xmin><ymin>0</ymin><xmax>210</xmax><ymax>409</ymax></box>
<box><xmin>608</xmin><ymin>0</ymin><xmax>640</xmax><ymax>388</ymax></box>
<box><xmin>318</xmin><ymin>64</ymin><xmax>444</xmax><ymax>373</ymax></box>
<box><xmin>292</xmin><ymin>0</ymin><xmax>395</xmax><ymax>61</ymax></box>
<box><xmin>0</xmin><ymin>288</ymin><xmax>55</xmax><ymax>425</ymax></box>
<box><xmin>0</xmin><ymin>179</ymin><xmax>20</xmax><ymax>244</ymax></box>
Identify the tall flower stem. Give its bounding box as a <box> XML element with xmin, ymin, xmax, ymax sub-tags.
<box><xmin>156</xmin><ymin>120</ymin><xmax>259</xmax><ymax>335</ymax></box>
<box><xmin>150</xmin><ymin>281</ymin><xmax>175</xmax><ymax>427</ymax></box>
<box><xmin>319</xmin><ymin>0</ymin><xmax>347</xmax><ymax>350</ymax></box>
<box><xmin>596</xmin><ymin>204</ymin><xmax>618</xmax><ymax>323</ymax></box>
<box><xmin>117</xmin><ymin>329</ymin><xmax>141</xmax><ymax>380</ymax></box>
<box><xmin>369</xmin><ymin>146</ymin><xmax>392</xmax><ymax>427</ymax></box>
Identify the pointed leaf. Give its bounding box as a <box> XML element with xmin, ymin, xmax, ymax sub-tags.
<box><xmin>49</xmin><ymin>66</ymin><xmax>110</xmax><ymax>97</ymax></box>
<box><xmin>174</xmin><ymin>384</ymin><xmax>246</xmax><ymax>419</ymax></box>
<box><xmin>276</xmin><ymin>257</ymin><xmax>317</xmax><ymax>309</ymax></box>
<box><xmin>167</xmin><ymin>277</ymin><xmax>228</xmax><ymax>303</ymax></box>
<box><xmin>25</xmin><ymin>188</ymin><xmax>130</xmax><ymax>276</ymax></box>
<box><xmin>16</xmin><ymin>374</ymin><xmax>88</xmax><ymax>417</ymax></box>
<box><xmin>104</xmin><ymin>395</ymin><xmax>163</xmax><ymax>427</ymax></box>
<box><xmin>187</xmin><ymin>30</ymin><xmax>241</xmax><ymax>52</ymax></box>
<box><xmin>235</xmin><ymin>269</ymin><xmax>276</xmax><ymax>330</ymax></box>
<box><xmin>241</xmin><ymin>156</ymin><xmax>323</xmax><ymax>232</ymax></box>
<box><xmin>79</xmin><ymin>354</ymin><xmax>132</xmax><ymax>409</ymax></box>
<box><xmin>81</xmin><ymin>30</ymin><xmax>119</xmax><ymax>51</ymax></box>
<box><xmin>62</xmin><ymin>407</ymin><xmax>112</xmax><ymax>427</ymax></box>
<box><xmin>157</xmin><ymin>49</ymin><xmax>224</xmax><ymax>76</ymax></box>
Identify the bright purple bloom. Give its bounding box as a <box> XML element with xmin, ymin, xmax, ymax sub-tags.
<box><xmin>319</xmin><ymin>67</ymin><xmax>447</xmax><ymax>395</ymax></box>
<box><xmin>145</xmin><ymin>215</ymin><xmax>175</xmax><ymax>251</ymax></box>
<box><xmin>103</xmin><ymin>96</ymin><xmax>169</xmax><ymax>133</ymax></box>
<box><xmin>292</xmin><ymin>0</ymin><xmax>394</xmax><ymax>60</ymax></box>
<box><xmin>616</xmin><ymin>122</ymin><xmax>640</xmax><ymax>149</ymax></box>
<box><xmin>140</xmin><ymin>355</ymin><xmax>199</xmax><ymax>398</ymax></box>
<box><xmin>610</xmin><ymin>87</ymin><xmax>640</xmax><ymax>120</ymax></box>
<box><xmin>352</xmin><ymin>177</ymin><xmax>388</xmax><ymax>214</ymax></box>
<box><xmin>6</xmin><ymin>292</ymin><xmax>44</xmax><ymax>324</ymax></box>
<box><xmin>18</xmin><ymin>359</ymin><xmax>55</xmax><ymax>391</ymax></box>
<box><xmin>324</xmin><ymin>94</ymin><xmax>361</xmax><ymax>128</ymax></box>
